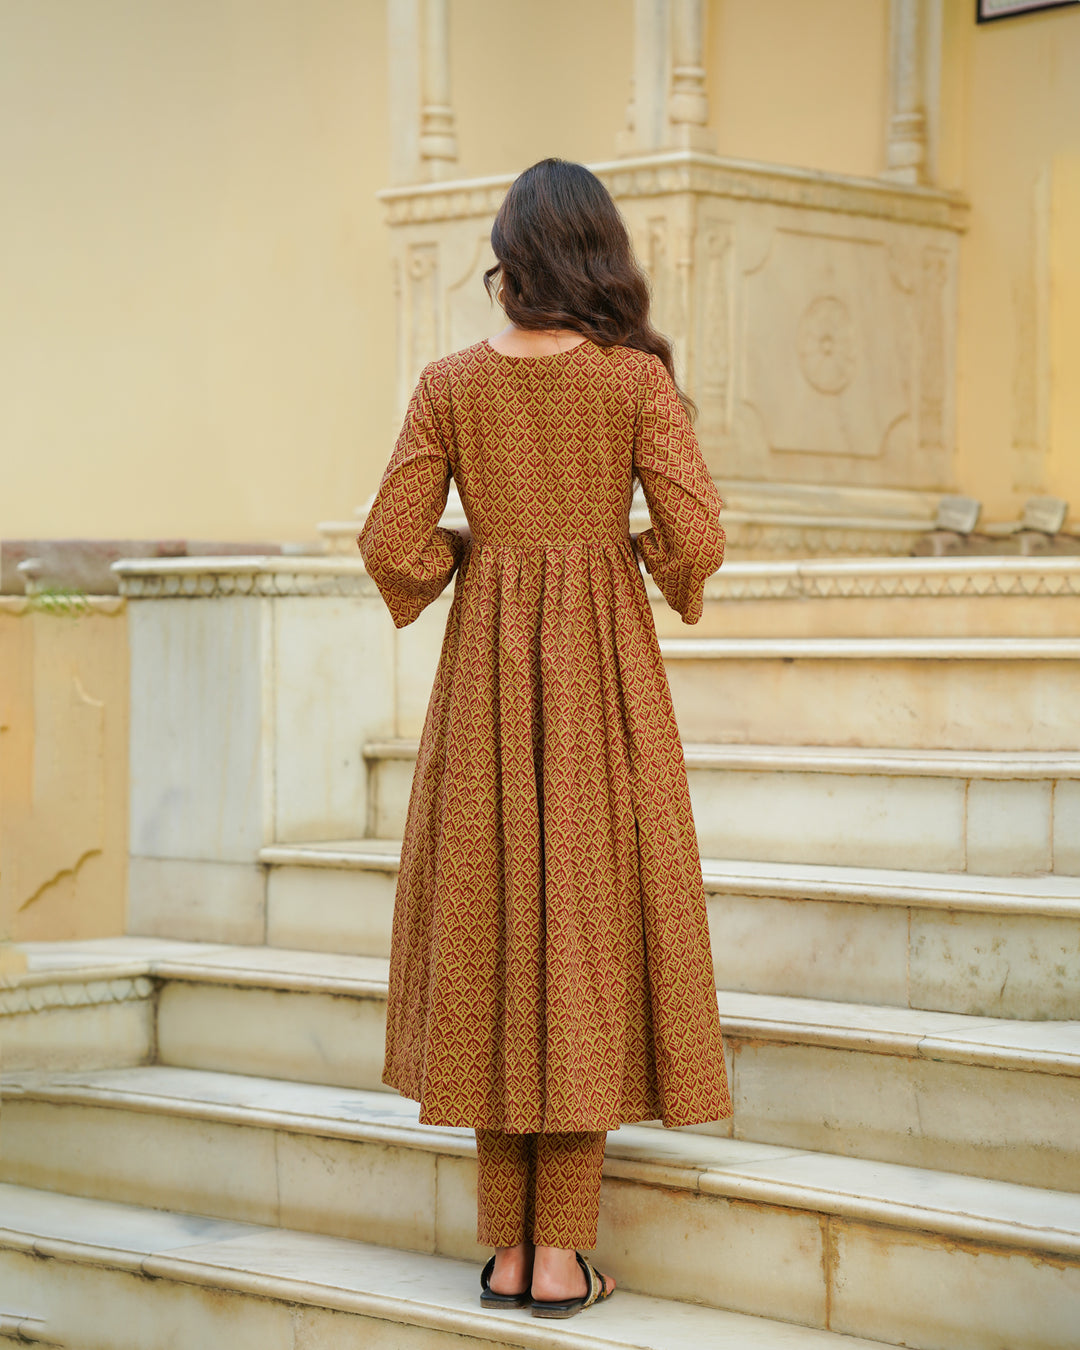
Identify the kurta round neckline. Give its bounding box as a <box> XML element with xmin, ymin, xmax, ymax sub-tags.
<box><xmin>483</xmin><ymin>336</ymin><xmax>591</xmax><ymax>362</ymax></box>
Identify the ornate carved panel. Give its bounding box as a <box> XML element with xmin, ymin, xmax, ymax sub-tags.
<box><xmin>405</xmin><ymin>242</ymin><xmax>441</xmax><ymax>393</ymax></box>
<box><xmin>696</xmin><ymin>215</ymin><xmax>734</xmax><ymax>446</ymax></box>
<box><xmin>740</xmin><ymin>228</ymin><xmax>913</xmax><ymax>480</ymax></box>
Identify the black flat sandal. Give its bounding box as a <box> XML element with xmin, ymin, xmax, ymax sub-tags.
<box><xmin>479</xmin><ymin>1254</ymin><xmax>531</xmax><ymax>1309</ymax></box>
<box><xmin>530</xmin><ymin>1251</ymin><xmax>613</xmax><ymax>1319</ymax></box>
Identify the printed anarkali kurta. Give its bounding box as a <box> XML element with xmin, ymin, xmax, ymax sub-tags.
<box><xmin>358</xmin><ymin>335</ymin><xmax>733</xmax><ymax>1133</ymax></box>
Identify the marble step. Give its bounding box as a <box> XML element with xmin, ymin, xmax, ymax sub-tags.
<box><xmin>649</xmin><ymin>556</ymin><xmax>1080</xmax><ymax>640</ymax></box>
<box><xmin>0</xmin><ymin>1182</ymin><xmax>920</xmax><ymax>1350</ymax></box>
<box><xmin>15</xmin><ymin>938</ymin><xmax>1080</xmax><ymax>1190</ymax></box>
<box><xmin>388</xmin><ymin>629</ymin><xmax>1080</xmax><ymax>756</ymax></box>
<box><xmin>360</xmin><ymin>740</ymin><xmax>1080</xmax><ymax>875</ymax></box>
<box><xmin>261</xmin><ymin>843</ymin><xmax>1080</xmax><ymax>1019</ymax></box>
<box><xmin>655</xmin><ymin>636</ymin><xmax>1080</xmax><ymax>751</ymax></box>
<box><xmin>3</xmin><ymin>1072</ymin><xmax>1079</xmax><ymax>1350</ymax></box>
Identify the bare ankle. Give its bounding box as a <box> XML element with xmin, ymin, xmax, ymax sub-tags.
<box><xmin>487</xmin><ymin>1241</ymin><xmax>533</xmax><ymax>1294</ymax></box>
<box><xmin>531</xmin><ymin>1245</ymin><xmax>615</xmax><ymax>1303</ymax></box>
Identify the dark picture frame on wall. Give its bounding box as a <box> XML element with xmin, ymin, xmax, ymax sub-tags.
<box><xmin>977</xmin><ymin>0</ymin><xmax>1079</xmax><ymax>20</ymax></box>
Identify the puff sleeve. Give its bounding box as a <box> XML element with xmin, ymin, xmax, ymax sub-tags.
<box><xmin>631</xmin><ymin>353</ymin><xmax>725</xmax><ymax>625</ymax></box>
<box><xmin>357</xmin><ymin>364</ymin><xmax>466</xmax><ymax>628</ymax></box>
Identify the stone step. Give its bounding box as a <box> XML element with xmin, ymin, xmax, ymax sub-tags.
<box><xmin>13</xmin><ymin>939</ymin><xmax>1080</xmax><ymax>1190</ymax></box>
<box><xmin>0</xmin><ymin>1182</ymin><xmax>920</xmax><ymax>1350</ymax></box>
<box><xmin>370</xmin><ymin>559</ymin><xmax>1080</xmax><ymax>747</ymax></box>
<box><xmin>656</xmin><ymin>636</ymin><xmax>1080</xmax><ymax>751</ymax></box>
<box><xmin>260</xmin><ymin>844</ymin><xmax>1080</xmax><ymax>1019</ymax></box>
<box><xmin>360</xmin><ymin>739</ymin><xmax>1080</xmax><ymax>875</ymax></box>
<box><xmin>651</xmin><ymin>556</ymin><xmax>1080</xmax><ymax>639</ymax></box>
<box><xmin>2</xmin><ymin>1073</ymin><xmax>1078</xmax><ymax>1350</ymax></box>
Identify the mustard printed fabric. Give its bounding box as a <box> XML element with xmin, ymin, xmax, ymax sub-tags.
<box><xmin>475</xmin><ymin>1128</ymin><xmax>607</xmax><ymax>1249</ymax></box>
<box><xmin>358</xmin><ymin>337</ymin><xmax>732</xmax><ymax>1132</ymax></box>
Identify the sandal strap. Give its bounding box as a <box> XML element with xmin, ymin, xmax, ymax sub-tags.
<box><xmin>575</xmin><ymin>1252</ymin><xmax>605</xmax><ymax>1310</ymax></box>
<box><xmin>480</xmin><ymin>1254</ymin><xmax>496</xmax><ymax>1291</ymax></box>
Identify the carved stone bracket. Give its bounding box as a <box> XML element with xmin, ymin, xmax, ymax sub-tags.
<box><xmin>696</xmin><ymin>558</ymin><xmax>1080</xmax><ymax>603</ymax></box>
<box><xmin>114</xmin><ymin>559</ymin><xmax>375</xmax><ymax>600</ymax></box>
<box><xmin>0</xmin><ymin>973</ymin><xmax>154</xmax><ymax>1016</ymax></box>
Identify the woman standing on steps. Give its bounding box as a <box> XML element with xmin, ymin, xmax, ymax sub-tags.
<box><xmin>358</xmin><ymin>157</ymin><xmax>732</xmax><ymax>1320</ymax></box>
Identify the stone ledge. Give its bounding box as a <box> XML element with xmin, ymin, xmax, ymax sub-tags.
<box><xmin>13</xmin><ymin>938</ymin><xmax>1080</xmax><ymax>1074</ymax></box>
<box><xmin>0</xmin><ymin>972</ymin><xmax>154</xmax><ymax>1018</ymax></box>
<box><xmin>0</xmin><ymin>1312</ymin><xmax>52</xmax><ymax>1344</ymax></box>
<box><xmin>364</xmin><ymin>737</ymin><xmax>1080</xmax><ymax>780</ymax></box>
<box><xmin>0</xmin><ymin>596</ymin><xmax>125</xmax><ymax>615</ymax></box>
<box><xmin>114</xmin><ymin>553</ymin><xmax>1080</xmax><ymax>602</ymax></box>
<box><xmin>701</xmin><ymin>557</ymin><xmax>1080</xmax><ymax>601</ymax></box>
<box><xmin>259</xmin><ymin>842</ymin><xmax>1080</xmax><ymax>918</ymax></box>
<box><xmin>112</xmin><ymin>556</ymin><xmax>373</xmax><ymax>600</ymax></box>
<box><xmin>27</xmin><ymin>941</ymin><xmax>1076</xmax><ymax>1080</ymax></box>
<box><xmin>376</xmin><ymin>148</ymin><xmax>968</xmax><ymax>232</ymax></box>
<box><xmin>659</xmin><ymin>636</ymin><xmax>1080</xmax><ymax>659</ymax></box>
<box><xmin>261</xmin><ymin>840</ymin><xmax>402</xmax><ymax>872</ymax></box>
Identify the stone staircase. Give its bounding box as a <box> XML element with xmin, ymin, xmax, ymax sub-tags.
<box><xmin>3</xmin><ymin>555</ymin><xmax>1079</xmax><ymax>1348</ymax></box>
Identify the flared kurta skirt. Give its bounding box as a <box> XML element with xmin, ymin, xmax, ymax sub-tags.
<box><xmin>358</xmin><ymin>336</ymin><xmax>733</xmax><ymax>1133</ymax></box>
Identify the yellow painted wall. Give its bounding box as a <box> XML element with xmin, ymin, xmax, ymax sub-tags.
<box><xmin>708</xmin><ymin>0</ymin><xmax>889</xmax><ymax>178</ymax></box>
<box><xmin>0</xmin><ymin>0</ymin><xmax>631</xmax><ymax>546</ymax></box>
<box><xmin>945</xmin><ymin>5</ymin><xmax>1080</xmax><ymax>518</ymax></box>
<box><xmin>1049</xmin><ymin>154</ymin><xmax>1080</xmax><ymax>507</ymax></box>
<box><xmin>1</xmin><ymin>0</ymin><xmax>391</xmax><ymax>544</ymax></box>
<box><xmin>450</xmin><ymin>0</ymin><xmax>632</xmax><ymax>182</ymax></box>
<box><xmin>0</xmin><ymin>601</ymin><xmax>129</xmax><ymax>943</ymax></box>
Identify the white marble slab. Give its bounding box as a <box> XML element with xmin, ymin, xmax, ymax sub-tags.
<box><xmin>154</xmin><ymin>943</ymin><xmax>391</xmax><ymax>987</ymax></box>
<box><xmin>831</xmin><ymin>1216</ymin><xmax>1080</xmax><ymax>1350</ymax></box>
<box><xmin>127</xmin><ymin>856</ymin><xmax>266</xmax><ymax>944</ymax></box>
<box><xmin>128</xmin><ymin>596</ymin><xmax>271</xmax><ymax>862</ymax></box>
<box><xmin>272</xmin><ymin>596</ymin><xmax>395</xmax><ymax>842</ymax></box>
<box><xmin>0</xmin><ymin>1181</ymin><xmax>255</xmax><ymax>1255</ymax></box>
<box><xmin>154</xmin><ymin>982</ymin><xmax>388</xmax><ymax>1090</ymax></box>
<box><xmin>267</xmin><ymin>864</ymin><xmax>396</xmax><ymax>956</ymax></box>
<box><xmin>259</xmin><ymin>842</ymin><xmax>1080</xmax><ymax>912</ymax></box>
<box><xmin>666</xmin><ymin>653</ymin><xmax>1080</xmax><ymax>751</ymax></box>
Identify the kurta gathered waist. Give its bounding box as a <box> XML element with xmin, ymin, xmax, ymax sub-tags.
<box><xmin>465</xmin><ymin>535</ymin><xmax>634</xmax><ymax>551</ymax></box>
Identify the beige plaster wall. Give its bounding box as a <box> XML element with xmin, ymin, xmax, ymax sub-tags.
<box><xmin>1</xmin><ymin>0</ymin><xmax>391</xmax><ymax>544</ymax></box>
<box><xmin>940</xmin><ymin>6</ymin><xmax>1080</xmax><ymax>518</ymax></box>
<box><xmin>0</xmin><ymin>601</ymin><xmax>129</xmax><ymax>942</ymax></box>
<box><xmin>708</xmin><ymin>0</ymin><xmax>889</xmax><ymax>178</ymax></box>
<box><xmin>0</xmin><ymin>0</ymin><xmax>632</xmax><ymax>546</ymax></box>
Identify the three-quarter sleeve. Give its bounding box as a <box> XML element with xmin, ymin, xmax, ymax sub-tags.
<box><xmin>357</xmin><ymin>363</ymin><xmax>466</xmax><ymax>628</ymax></box>
<box><xmin>631</xmin><ymin>353</ymin><xmax>725</xmax><ymax>625</ymax></box>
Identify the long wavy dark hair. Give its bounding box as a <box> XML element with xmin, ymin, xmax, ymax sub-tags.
<box><xmin>483</xmin><ymin>157</ymin><xmax>697</xmax><ymax>425</ymax></box>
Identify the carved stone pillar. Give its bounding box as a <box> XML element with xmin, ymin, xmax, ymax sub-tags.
<box><xmin>667</xmin><ymin>0</ymin><xmax>714</xmax><ymax>152</ymax></box>
<box><xmin>419</xmin><ymin>0</ymin><xmax>459</xmax><ymax>181</ymax></box>
<box><xmin>616</xmin><ymin>0</ymin><xmax>670</xmax><ymax>155</ymax></box>
<box><xmin>616</xmin><ymin>0</ymin><xmax>715</xmax><ymax>157</ymax></box>
<box><xmin>387</xmin><ymin>0</ymin><xmax>459</xmax><ymax>185</ymax></box>
<box><xmin>884</xmin><ymin>0</ymin><xmax>939</xmax><ymax>186</ymax></box>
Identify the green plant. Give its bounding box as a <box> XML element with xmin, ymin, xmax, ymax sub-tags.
<box><xmin>25</xmin><ymin>585</ymin><xmax>91</xmax><ymax>616</ymax></box>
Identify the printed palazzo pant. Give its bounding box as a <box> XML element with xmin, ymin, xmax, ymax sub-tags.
<box><xmin>475</xmin><ymin>1129</ymin><xmax>607</xmax><ymax>1249</ymax></box>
